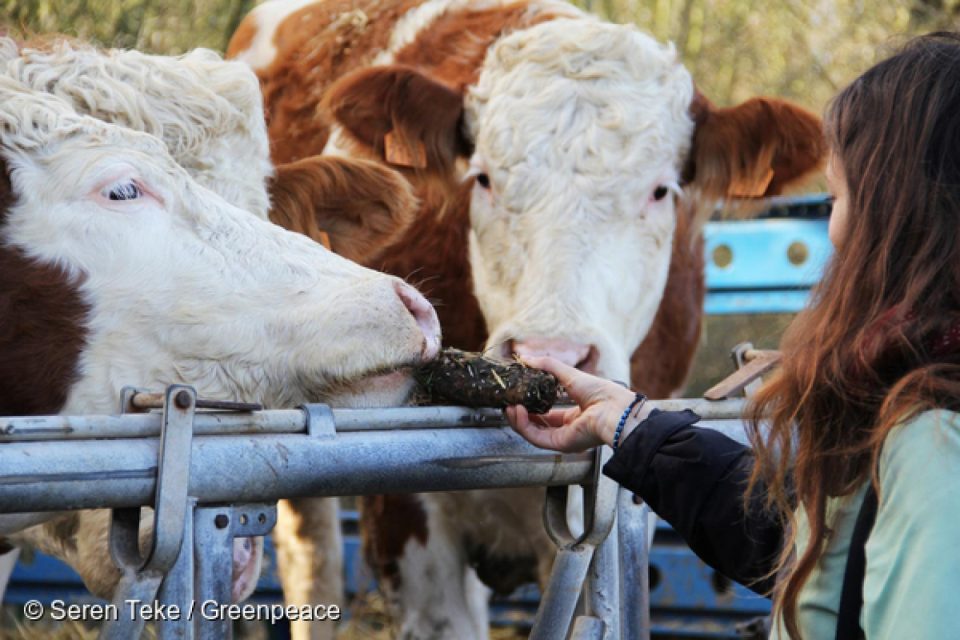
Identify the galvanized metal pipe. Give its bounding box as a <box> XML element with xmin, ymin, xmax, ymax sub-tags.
<box><xmin>0</xmin><ymin>410</ymin><xmax>306</xmax><ymax>441</ymax></box>
<box><xmin>193</xmin><ymin>506</ymin><xmax>235</xmax><ymax>640</ymax></box>
<box><xmin>0</xmin><ymin>399</ymin><xmax>747</xmax><ymax>442</ymax></box>
<box><xmin>585</xmin><ymin>505</ymin><xmax>620</xmax><ymax>640</ymax></box>
<box><xmin>617</xmin><ymin>494</ymin><xmax>651</xmax><ymax>640</ymax></box>
<box><xmin>0</xmin><ymin>428</ymin><xmax>593</xmax><ymax>512</ymax></box>
<box><xmin>156</xmin><ymin>498</ymin><xmax>196</xmax><ymax>640</ymax></box>
<box><xmin>0</xmin><ymin>392</ymin><xmax>757</xmax><ymax>640</ymax></box>
<box><xmin>570</xmin><ymin>615</ymin><xmax>605</xmax><ymax>640</ymax></box>
<box><xmin>529</xmin><ymin>545</ymin><xmax>595</xmax><ymax>640</ymax></box>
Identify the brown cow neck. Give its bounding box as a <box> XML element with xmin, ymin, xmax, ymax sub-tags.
<box><xmin>630</xmin><ymin>204</ymin><xmax>706</xmax><ymax>399</ymax></box>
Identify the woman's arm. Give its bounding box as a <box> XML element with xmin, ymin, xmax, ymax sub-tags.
<box><xmin>506</xmin><ymin>355</ymin><xmax>787</xmax><ymax>595</ymax></box>
<box><xmin>604</xmin><ymin>409</ymin><xmax>784</xmax><ymax>596</ymax></box>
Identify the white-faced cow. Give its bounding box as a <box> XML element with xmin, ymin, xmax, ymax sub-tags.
<box><xmin>0</xmin><ymin>36</ymin><xmax>432</xmax><ymax>626</ymax></box>
<box><xmin>1</xmin><ymin>37</ymin><xmax>418</xmax><ymax>264</ymax></box>
<box><xmin>0</xmin><ymin>71</ymin><xmax>440</xmax><ymax>614</ymax></box>
<box><xmin>228</xmin><ymin>1</ymin><xmax>825</xmax><ymax>637</ymax></box>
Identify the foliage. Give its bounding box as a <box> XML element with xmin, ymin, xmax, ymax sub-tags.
<box><xmin>2</xmin><ymin>0</ymin><xmax>257</xmax><ymax>54</ymax></box>
<box><xmin>577</xmin><ymin>0</ymin><xmax>959</xmax><ymax>111</ymax></box>
<box><xmin>3</xmin><ymin>0</ymin><xmax>957</xmax><ymax>111</ymax></box>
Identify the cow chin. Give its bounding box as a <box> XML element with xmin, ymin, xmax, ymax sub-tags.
<box><xmin>322</xmin><ymin>368</ymin><xmax>417</xmax><ymax>409</ymax></box>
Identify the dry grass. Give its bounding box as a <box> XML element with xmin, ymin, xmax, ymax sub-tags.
<box><xmin>337</xmin><ymin>591</ymin><xmax>526</xmax><ymax>640</ymax></box>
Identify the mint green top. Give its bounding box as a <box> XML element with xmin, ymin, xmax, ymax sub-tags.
<box><xmin>771</xmin><ymin>410</ymin><xmax>960</xmax><ymax>639</ymax></box>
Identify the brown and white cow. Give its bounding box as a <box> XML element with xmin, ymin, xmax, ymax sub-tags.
<box><xmin>228</xmin><ymin>1</ymin><xmax>824</xmax><ymax>637</ymax></box>
<box><xmin>0</xmin><ymin>70</ymin><xmax>440</xmax><ymax>612</ymax></box>
<box><xmin>0</xmin><ymin>36</ymin><xmax>431</xmax><ymax>622</ymax></box>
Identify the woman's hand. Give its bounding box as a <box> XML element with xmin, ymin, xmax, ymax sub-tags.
<box><xmin>504</xmin><ymin>355</ymin><xmax>651</xmax><ymax>452</ymax></box>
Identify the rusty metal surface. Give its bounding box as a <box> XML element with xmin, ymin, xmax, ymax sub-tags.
<box><xmin>129</xmin><ymin>391</ymin><xmax>262</xmax><ymax>412</ymax></box>
<box><xmin>703</xmin><ymin>343</ymin><xmax>782</xmax><ymax>400</ymax></box>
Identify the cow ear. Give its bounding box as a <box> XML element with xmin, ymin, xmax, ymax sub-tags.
<box><xmin>685</xmin><ymin>91</ymin><xmax>825</xmax><ymax>201</ymax></box>
<box><xmin>323</xmin><ymin>65</ymin><xmax>472</xmax><ymax>173</ymax></box>
<box><xmin>268</xmin><ymin>156</ymin><xmax>418</xmax><ymax>265</ymax></box>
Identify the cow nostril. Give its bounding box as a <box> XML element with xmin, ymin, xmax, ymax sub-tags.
<box><xmin>575</xmin><ymin>346</ymin><xmax>600</xmax><ymax>374</ymax></box>
<box><xmin>395</xmin><ymin>282</ymin><xmax>441</xmax><ymax>359</ymax></box>
<box><xmin>510</xmin><ymin>338</ymin><xmax>598</xmax><ymax>372</ymax></box>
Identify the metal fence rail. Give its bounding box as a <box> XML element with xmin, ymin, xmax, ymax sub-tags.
<box><xmin>0</xmin><ymin>399</ymin><xmax>745</xmax><ymax>443</ymax></box>
<box><xmin>0</xmin><ymin>399</ymin><xmax>744</xmax><ymax>512</ymax></box>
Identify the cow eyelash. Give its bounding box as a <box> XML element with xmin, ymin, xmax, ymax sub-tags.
<box><xmin>652</xmin><ymin>181</ymin><xmax>681</xmax><ymax>202</ymax></box>
<box><xmin>464</xmin><ymin>164</ymin><xmax>492</xmax><ymax>190</ymax></box>
<box><xmin>104</xmin><ymin>181</ymin><xmax>144</xmax><ymax>202</ymax></box>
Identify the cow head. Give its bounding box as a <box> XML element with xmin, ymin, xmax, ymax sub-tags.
<box><xmin>3</xmin><ymin>36</ymin><xmax>421</xmax><ymax>266</ymax></box>
<box><xmin>0</xmin><ymin>76</ymin><xmax>440</xmax><ymax>418</ymax></box>
<box><xmin>0</xmin><ymin>56</ymin><xmax>439</xmax><ymax>604</ymax></box>
<box><xmin>326</xmin><ymin>19</ymin><xmax>823</xmax><ymax>381</ymax></box>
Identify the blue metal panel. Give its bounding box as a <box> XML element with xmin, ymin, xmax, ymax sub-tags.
<box><xmin>704</xmin><ymin>219</ymin><xmax>831</xmax><ymax>289</ymax></box>
<box><xmin>704</xmin><ymin>290</ymin><xmax>814</xmax><ymax>315</ymax></box>
<box><xmin>6</xmin><ymin>553</ymin><xmax>89</xmax><ymax>606</ymax></box>
<box><xmin>704</xmin><ymin>218</ymin><xmax>831</xmax><ymax>314</ymax></box>
<box><xmin>649</xmin><ymin>545</ymin><xmax>769</xmax><ymax>615</ymax></box>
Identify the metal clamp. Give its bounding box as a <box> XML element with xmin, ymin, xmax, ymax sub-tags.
<box><xmin>543</xmin><ymin>446</ymin><xmax>618</xmax><ymax>548</ymax></box>
<box><xmin>532</xmin><ymin>446</ymin><xmax>621</xmax><ymax>640</ymax></box>
<box><xmin>102</xmin><ymin>385</ymin><xmax>197</xmax><ymax>640</ymax></box>
<box><xmin>300</xmin><ymin>403</ymin><xmax>336</xmax><ymax>439</ymax></box>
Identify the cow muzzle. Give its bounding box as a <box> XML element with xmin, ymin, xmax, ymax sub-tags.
<box><xmin>509</xmin><ymin>338</ymin><xmax>599</xmax><ymax>374</ymax></box>
<box><xmin>395</xmin><ymin>281</ymin><xmax>442</xmax><ymax>360</ymax></box>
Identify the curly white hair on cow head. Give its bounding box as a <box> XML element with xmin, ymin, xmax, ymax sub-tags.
<box><xmin>1</xmin><ymin>37</ymin><xmax>274</xmax><ymax>219</ymax></box>
<box><xmin>462</xmin><ymin>18</ymin><xmax>695</xmax><ymax>379</ymax></box>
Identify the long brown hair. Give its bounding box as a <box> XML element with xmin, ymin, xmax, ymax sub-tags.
<box><xmin>746</xmin><ymin>32</ymin><xmax>960</xmax><ymax>639</ymax></box>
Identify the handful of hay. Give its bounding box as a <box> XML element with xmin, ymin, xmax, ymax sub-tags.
<box><xmin>414</xmin><ymin>348</ymin><xmax>559</xmax><ymax>413</ymax></box>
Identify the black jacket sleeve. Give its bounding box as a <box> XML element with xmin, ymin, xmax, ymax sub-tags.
<box><xmin>602</xmin><ymin>409</ymin><xmax>784</xmax><ymax>596</ymax></box>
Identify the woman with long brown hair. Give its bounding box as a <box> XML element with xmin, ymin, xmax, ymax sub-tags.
<box><xmin>507</xmin><ymin>32</ymin><xmax>960</xmax><ymax>639</ymax></box>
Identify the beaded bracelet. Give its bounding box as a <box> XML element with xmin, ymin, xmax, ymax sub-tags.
<box><xmin>612</xmin><ymin>393</ymin><xmax>647</xmax><ymax>451</ymax></box>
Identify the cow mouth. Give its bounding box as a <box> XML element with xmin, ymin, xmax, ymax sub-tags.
<box><xmin>319</xmin><ymin>364</ymin><xmax>420</xmax><ymax>409</ymax></box>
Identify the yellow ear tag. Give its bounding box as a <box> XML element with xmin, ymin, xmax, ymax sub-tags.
<box><xmin>384</xmin><ymin>130</ymin><xmax>427</xmax><ymax>169</ymax></box>
<box><xmin>728</xmin><ymin>166</ymin><xmax>775</xmax><ymax>199</ymax></box>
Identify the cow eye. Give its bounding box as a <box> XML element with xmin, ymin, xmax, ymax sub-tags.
<box><xmin>105</xmin><ymin>181</ymin><xmax>144</xmax><ymax>201</ymax></box>
<box><xmin>475</xmin><ymin>173</ymin><xmax>491</xmax><ymax>189</ymax></box>
<box><xmin>653</xmin><ymin>185</ymin><xmax>669</xmax><ymax>201</ymax></box>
